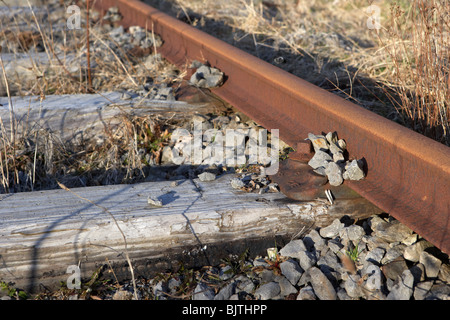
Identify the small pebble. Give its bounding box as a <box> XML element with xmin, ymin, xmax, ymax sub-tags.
<box><xmin>230</xmin><ymin>178</ymin><xmax>245</xmax><ymax>189</ymax></box>
<box><xmin>147</xmin><ymin>196</ymin><xmax>163</xmax><ymax>207</ymax></box>
<box><xmin>306</xmin><ymin>132</ymin><xmax>366</xmax><ymax>186</ymax></box>
<box><xmin>190</xmin><ymin>64</ymin><xmax>224</xmax><ymax>88</ymax></box>
<box><xmin>198</xmin><ymin>172</ymin><xmax>216</xmax><ymax>182</ymax></box>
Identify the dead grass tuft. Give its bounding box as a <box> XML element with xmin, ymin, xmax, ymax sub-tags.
<box><xmin>0</xmin><ymin>2</ymin><xmax>184</xmax><ymax>193</ymax></box>
<box><xmin>375</xmin><ymin>0</ymin><xmax>449</xmax><ymax>145</ymax></box>
<box><xmin>0</xmin><ymin>111</ymin><xmax>172</xmax><ymax>193</ymax></box>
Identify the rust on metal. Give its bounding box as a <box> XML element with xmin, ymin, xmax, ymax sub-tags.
<box><xmin>271</xmin><ymin>158</ymin><xmax>366</xmax><ymax>202</ymax></box>
<box><xmin>270</xmin><ymin>140</ymin><xmax>381</xmax><ymax>214</ymax></box>
<box><xmin>94</xmin><ymin>0</ymin><xmax>450</xmax><ymax>254</ymax></box>
<box><xmin>271</xmin><ymin>159</ymin><xmax>328</xmax><ymax>201</ymax></box>
<box><xmin>287</xmin><ymin>141</ymin><xmax>314</xmax><ymax>162</ymax></box>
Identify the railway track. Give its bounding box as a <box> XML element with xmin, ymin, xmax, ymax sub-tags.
<box><xmin>92</xmin><ymin>0</ymin><xmax>450</xmax><ymax>254</ymax></box>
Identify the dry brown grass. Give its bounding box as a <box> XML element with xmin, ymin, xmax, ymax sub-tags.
<box><xmin>147</xmin><ymin>0</ymin><xmax>449</xmax><ymax>145</ymax></box>
<box><xmin>375</xmin><ymin>0</ymin><xmax>449</xmax><ymax>145</ymax></box>
<box><xmin>0</xmin><ymin>2</ymin><xmax>181</xmax><ymax>193</ymax></box>
<box><xmin>0</xmin><ymin>109</ymin><xmax>174</xmax><ymax>193</ymax></box>
<box><xmin>0</xmin><ymin>2</ymin><xmax>180</xmax><ymax>96</ymax></box>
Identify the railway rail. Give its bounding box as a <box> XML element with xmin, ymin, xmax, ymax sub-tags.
<box><xmin>94</xmin><ymin>0</ymin><xmax>450</xmax><ymax>254</ymax></box>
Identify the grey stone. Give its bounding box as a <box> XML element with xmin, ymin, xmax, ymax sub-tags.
<box><xmin>303</xmin><ymin>229</ymin><xmax>327</xmax><ymax>252</ymax></box>
<box><xmin>268</xmin><ymin>183</ymin><xmax>279</xmax><ymax>192</ymax></box>
<box><xmin>109</xmin><ymin>25</ymin><xmax>124</xmax><ymax>37</ymax></box>
<box><xmin>253</xmin><ymin>258</ymin><xmax>270</xmax><ymax>268</ymax></box>
<box><xmin>260</xmin><ymin>269</ymin><xmax>276</xmax><ymax>284</ymax></box>
<box><xmin>161</xmin><ymin>146</ymin><xmax>173</xmax><ymax>164</ymax></box>
<box><xmin>343</xmin><ymin>273</ymin><xmax>363</xmax><ymax>299</ymax></box>
<box><xmin>120</xmin><ymin>92</ymin><xmax>132</xmax><ymax>100</ymax></box>
<box><xmin>419</xmin><ymin>251</ymin><xmax>442</xmax><ymax>279</ymax></box>
<box><xmin>322</xmin><ymin>269</ymin><xmax>341</xmax><ymax>287</ymax></box>
<box><xmin>336</xmin><ymin>287</ymin><xmax>353</xmax><ymax>300</ymax></box>
<box><xmin>152</xmin><ymin>280</ymin><xmax>168</xmax><ymax>298</ymax></box>
<box><xmin>192</xmin><ymin>282</ymin><xmax>215</xmax><ymax>300</ymax></box>
<box><xmin>168</xmin><ymin>277</ymin><xmax>181</xmax><ymax>294</ymax></box>
<box><xmin>308</xmin><ymin>267</ymin><xmax>337</xmax><ymax>300</ymax></box>
<box><xmin>131</xmin><ymin>30</ymin><xmax>146</xmax><ymax>43</ymax></box>
<box><xmin>402</xmin><ymin>234</ymin><xmax>418</xmax><ymax>246</ymax></box>
<box><xmin>410</xmin><ymin>263</ymin><xmax>426</xmax><ymax>284</ymax></box>
<box><xmin>113</xmin><ymin>289</ymin><xmax>134</xmax><ymax>300</ymax></box>
<box><xmin>230</xmin><ymin>178</ymin><xmax>245</xmax><ymax>189</ymax></box>
<box><xmin>219</xmin><ymin>265</ymin><xmax>233</xmax><ymax>281</ymax></box>
<box><xmin>313</xmin><ymin>167</ymin><xmax>327</xmax><ymax>176</ymax></box>
<box><xmin>340</xmin><ymin>225</ymin><xmax>365</xmax><ymax>243</ymax></box>
<box><xmin>428</xmin><ymin>282</ymin><xmax>450</xmax><ymax>300</ymax></box>
<box><xmin>374</xmin><ymin>221</ymin><xmax>413</xmax><ymax>243</ymax></box>
<box><xmin>364</xmin><ymin>235</ymin><xmax>391</xmax><ymax>251</ymax></box>
<box><xmin>204</xmin><ymin>74</ymin><xmax>223</xmax><ymax>88</ymax></box>
<box><xmin>275</xmin><ymin>276</ymin><xmax>297</xmax><ymax>297</ymax></box>
<box><xmin>254</xmin><ymin>282</ymin><xmax>281</xmax><ymax>300</ymax></box>
<box><xmin>103</xmin><ymin>7</ymin><xmax>122</xmax><ymax>22</ymax></box>
<box><xmin>279</xmin><ymin>239</ymin><xmax>307</xmax><ymax>258</ymax></box>
<box><xmin>151</xmin><ymin>85</ymin><xmax>175</xmax><ymax>101</ymax></box>
<box><xmin>198</xmin><ymin>172</ymin><xmax>216</xmax><ymax>182</ymax></box>
<box><xmin>212</xmin><ymin>115</ymin><xmax>230</xmax><ymax>127</ymax></box>
<box><xmin>385</xmin><ymin>278</ymin><xmax>395</xmax><ymax>292</ymax></box>
<box><xmin>297</xmin><ymin>271</ymin><xmax>311</xmax><ymax>287</ymax></box>
<box><xmin>325</xmin><ymin>131</ymin><xmax>338</xmax><ymax>145</ymax></box>
<box><xmin>190</xmin><ymin>60</ymin><xmax>204</xmax><ymax>68</ymax></box>
<box><xmin>338</xmin><ymin>139</ymin><xmax>347</xmax><ymax>150</ymax></box>
<box><xmin>308</xmin><ymin>150</ymin><xmax>332</xmax><ymax>169</ymax></box>
<box><xmin>147</xmin><ymin>196</ymin><xmax>163</xmax><ymax>207</ymax></box>
<box><xmin>438</xmin><ymin>264</ymin><xmax>450</xmax><ymax>283</ymax></box>
<box><xmin>190</xmin><ymin>65</ymin><xmax>224</xmax><ymax>88</ymax></box>
<box><xmin>355</xmin><ymin>247</ymin><xmax>367</xmax><ymax>264</ymax></box>
<box><xmin>326</xmin><ymin>133</ymin><xmax>347</xmax><ymax>161</ymax></box>
<box><xmin>414</xmin><ymin>281</ymin><xmax>433</xmax><ymax>300</ymax></box>
<box><xmin>326</xmin><ymin>132</ymin><xmax>345</xmax><ymax>160</ymax></box>
<box><xmin>235</xmin><ymin>275</ymin><xmax>255</xmax><ymax>293</ymax></box>
<box><xmin>382</xmin><ymin>244</ymin><xmax>406</xmax><ymax>264</ymax></box>
<box><xmin>365</xmin><ymin>247</ymin><xmax>385</xmax><ymax>265</ymax></box>
<box><xmin>365</xmin><ymin>290</ymin><xmax>387</xmax><ymax>301</ymax></box>
<box><xmin>324</xmin><ymin>161</ymin><xmax>344</xmax><ymax>186</ymax></box>
<box><xmin>332</xmin><ymin>151</ymin><xmax>345</xmax><ymax>162</ymax></box>
<box><xmin>298</xmin><ymin>250</ymin><xmax>317</xmax><ymax>272</ymax></box>
<box><xmin>368</xmin><ymin>215</ymin><xmax>389</xmax><ymax>233</ymax></box>
<box><xmin>280</xmin><ymin>259</ymin><xmax>303</xmax><ymax>285</ymax></box>
<box><xmin>327</xmin><ymin>239</ymin><xmax>344</xmax><ymax>254</ymax></box>
<box><xmin>343</xmin><ymin>159</ymin><xmax>365</xmax><ymax>181</ymax></box>
<box><xmin>318</xmin><ymin>251</ymin><xmax>343</xmax><ymax>277</ymax></box>
<box><xmin>192</xmin><ymin>115</ymin><xmax>213</xmax><ymax>132</ymax></box>
<box><xmin>403</xmin><ymin>240</ymin><xmax>434</xmax><ymax>262</ymax></box>
<box><xmin>317</xmin><ymin>247</ymin><xmax>338</xmax><ymax>265</ymax></box>
<box><xmin>320</xmin><ymin>219</ymin><xmax>344</xmax><ymax>239</ymax></box>
<box><xmin>214</xmin><ymin>282</ymin><xmax>236</xmax><ymax>300</ymax></box>
<box><xmin>297</xmin><ymin>286</ymin><xmax>317</xmax><ymax>300</ymax></box>
<box><xmin>363</xmin><ymin>264</ymin><xmax>383</xmax><ymax>292</ymax></box>
<box><xmin>307</xmin><ymin>133</ymin><xmax>329</xmax><ymax>152</ymax></box>
<box><xmin>382</xmin><ymin>256</ymin><xmax>408</xmax><ymax>281</ymax></box>
<box><xmin>387</xmin><ymin>270</ymin><xmax>414</xmax><ymax>300</ymax></box>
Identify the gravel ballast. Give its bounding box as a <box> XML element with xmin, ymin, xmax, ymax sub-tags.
<box><xmin>9</xmin><ymin>213</ymin><xmax>447</xmax><ymax>300</ymax></box>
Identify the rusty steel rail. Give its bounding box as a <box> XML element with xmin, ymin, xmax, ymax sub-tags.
<box><xmin>94</xmin><ymin>0</ymin><xmax>450</xmax><ymax>253</ymax></box>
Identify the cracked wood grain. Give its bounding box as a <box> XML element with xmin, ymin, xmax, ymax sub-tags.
<box><xmin>0</xmin><ymin>174</ymin><xmax>377</xmax><ymax>292</ymax></box>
